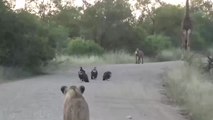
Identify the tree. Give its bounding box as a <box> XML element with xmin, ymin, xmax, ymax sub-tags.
<box><xmin>81</xmin><ymin>0</ymin><xmax>138</xmax><ymax>50</ymax></box>
<box><xmin>135</xmin><ymin>0</ymin><xmax>166</xmax><ymax>34</ymax></box>
<box><xmin>190</xmin><ymin>11</ymin><xmax>213</xmax><ymax>50</ymax></box>
<box><xmin>153</xmin><ymin>5</ymin><xmax>184</xmax><ymax>46</ymax></box>
<box><xmin>191</xmin><ymin>0</ymin><xmax>213</xmax><ymax>17</ymax></box>
<box><xmin>23</xmin><ymin>0</ymin><xmax>59</xmax><ymax>21</ymax></box>
<box><xmin>51</xmin><ymin>7</ymin><xmax>82</xmax><ymax>38</ymax></box>
<box><xmin>0</xmin><ymin>8</ymin><xmax>56</xmax><ymax>71</ymax></box>
<box><xmin>143</xmin><ymin>34</ymin><xmax>172</xmax><ymax>56</ymax></box>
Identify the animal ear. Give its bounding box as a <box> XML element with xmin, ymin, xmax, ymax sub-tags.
<box><xmin>79</xmin><ymin>85</ymin><xmax>85</xmax><ymax>94</ymax></box>
<box><xmin>61</xmin><ymin>86</ymin><xmax>68</xmax><ymax>95</ymax></box>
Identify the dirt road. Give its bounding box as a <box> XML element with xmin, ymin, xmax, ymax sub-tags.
<box><xmin>0</xmin><ymin>61</ymin><xmax>185</xmax><ymax>120</ymax></box>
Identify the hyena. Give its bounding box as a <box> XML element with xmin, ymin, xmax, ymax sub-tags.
<box><xmin>135</xmin><ymin>48</ymin><xmax>144</xmax><ymax>64</ymax></box>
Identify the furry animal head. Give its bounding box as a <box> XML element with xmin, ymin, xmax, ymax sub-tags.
<box><xmin>61</xmin><ymin>85</ymin><xmax>85</xmax><ymax>96</ymax></box>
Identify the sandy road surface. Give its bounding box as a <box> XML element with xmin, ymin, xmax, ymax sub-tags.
<box><xmin>0</xmin><ymin>61</ymin><xmax>185</xmax><ymax>120</ymax></box>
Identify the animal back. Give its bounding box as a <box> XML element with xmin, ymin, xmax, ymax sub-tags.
<box><xmin>64</xmin><ymin>97</ymin><xmax>89</xmax><ymax>120</ymax></box>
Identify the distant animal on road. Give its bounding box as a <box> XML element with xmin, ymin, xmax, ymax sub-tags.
<box><xmin>91</xmin><ymin>67</ymin><xmax>98</xmax><ymax>80</ymax></box>
<box><xmin>61</xmin><ymin>85</ymin><xmax>89</xmax><ymax>120</ymax></box>
<box><xmin>103</xmin><ymin>71</ymin><xmax>112</xmax><ymax>81</ymax></box>
<box><xmin>78</xmin><ymin>67</ymin><xmax>89</xmax><ymax>82</ymax></box>
<box><xmin>135</xmin><ymin>48</ymin><xmax>144</xmax><ymax>64</ymax></box>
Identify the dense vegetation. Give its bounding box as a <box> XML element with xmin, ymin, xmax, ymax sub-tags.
<box><xmin>0</xmin><ymin>0</ymin><xmax>213</xmax><ymax>71</ymax></box>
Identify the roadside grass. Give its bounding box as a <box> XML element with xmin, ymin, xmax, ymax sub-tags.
<box><xmin>155</xmin><ymin>48</ymin><xmax>183</xmax><ymax>61</ymax></box>
<box><xmin>44</xmin><ymin>51</ymin><xmax>151</xmax><ymax>72</ymax></box>
<box><xmin>165</xmin><ymin>51</ymin><xmax>213</xmax><ymax>120</ymax></box>
<box><xmin>155</xmin><ymin>48</ymin><xmax>206</xmax><ymax>62</ymax></box>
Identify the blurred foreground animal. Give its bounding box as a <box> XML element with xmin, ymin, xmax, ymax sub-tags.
<box><xmin>61</xmin><ymin>85</ymin><xmax>89</xmax><ymax>120</ymax></box>
<box><xmin>103</xmin><ymin>71</ymin><xmax>112</xmax><ymax>81</ymax></box>
<box><xmin>91</xmin><ymin>67</ymin><xmax>98</xmax><ymax>79</ymax></box>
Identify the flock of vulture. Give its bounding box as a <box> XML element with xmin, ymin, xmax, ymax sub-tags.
<box><xmin>78</xmin><ymin>67</ymin><xmax>112</xmax><ymax>82</ymax></box>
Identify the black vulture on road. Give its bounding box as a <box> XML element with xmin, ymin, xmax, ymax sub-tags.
<box><xmin>91</xmin><ymin>67</ymin><xmax>98</xmax><ymax>80</ymax></box>
<box><xmin>103</xmin><ymin>71</ymin><xmax>112</xmax><ymax>81</ymax></box>
<box><xmin>78</xmin><ymin>67</ymin><xmax>89</xmax><ymax>82</ymax></box>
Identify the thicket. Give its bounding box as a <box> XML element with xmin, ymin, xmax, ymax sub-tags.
<box><xmin>0</xmin><ymin>4</ymin><xmax>57</xmax><ymax>71</ymax></box>
<box><xmin>1</xmin><ymin>0</ymin><xmax>213</xmax><ymax>71</ymax></box>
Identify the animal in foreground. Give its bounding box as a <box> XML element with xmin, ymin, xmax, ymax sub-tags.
<box><xmin>91</xmin><ymin>67</ymin><xmax>98</xmax><ymax>79</ymax></box>
<box><xmin>61</xmin><ymin>85</ymin><xmax>89</xmax><ymax>120</ymax></box>
<box><xmin>103</xmin><ymin>71</ymin><xmax>112</xmax><ymax>81</ymax></box>
<box><xmin>135</xmin><ymin>48</ymin><xmax>144</xmax><ymax>64</ymax></box>
<box><xmin>78</xmin><ymin>67</ymin><xmax>89</xmax><ymax>82</ymax></box>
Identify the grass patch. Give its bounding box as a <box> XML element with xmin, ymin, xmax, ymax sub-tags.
<box><xmin>43</xmin><ymin>51</ymin><xmax>151</xmax><ymax>72</ymax></box>
<box><xmin>155</xmin><ymin>48</ymin><xmax>183</xmax><ymax>61</ymax></box>
<box><xmin>155</xmin><ymin>48</ymin><xmax>205</xmax><ymax>68</ymax></box>
<box><xmin>165</xmin><ymin>60</ymin><xmax>213</xmax><ymax>120</ymax></box>
<box><xmin>44</xmin><ymin>51</ymin><xmax>134</xmax><ymax>71</ymax></box>
<box><xmin>102</xmin><ymin>51</ymin><xmax>135</xmax><ymax>64</ymax></box>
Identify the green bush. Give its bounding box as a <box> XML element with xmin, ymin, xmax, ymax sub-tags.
<box><xmin>66</xmin><ymin>38</ymin><xmax>104</xmax><ymax>55</ymax></box>
<box><xmin>143</xmin><ymin>34</ymin><xmax>173</xmax><ymax>56</ymax></box>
